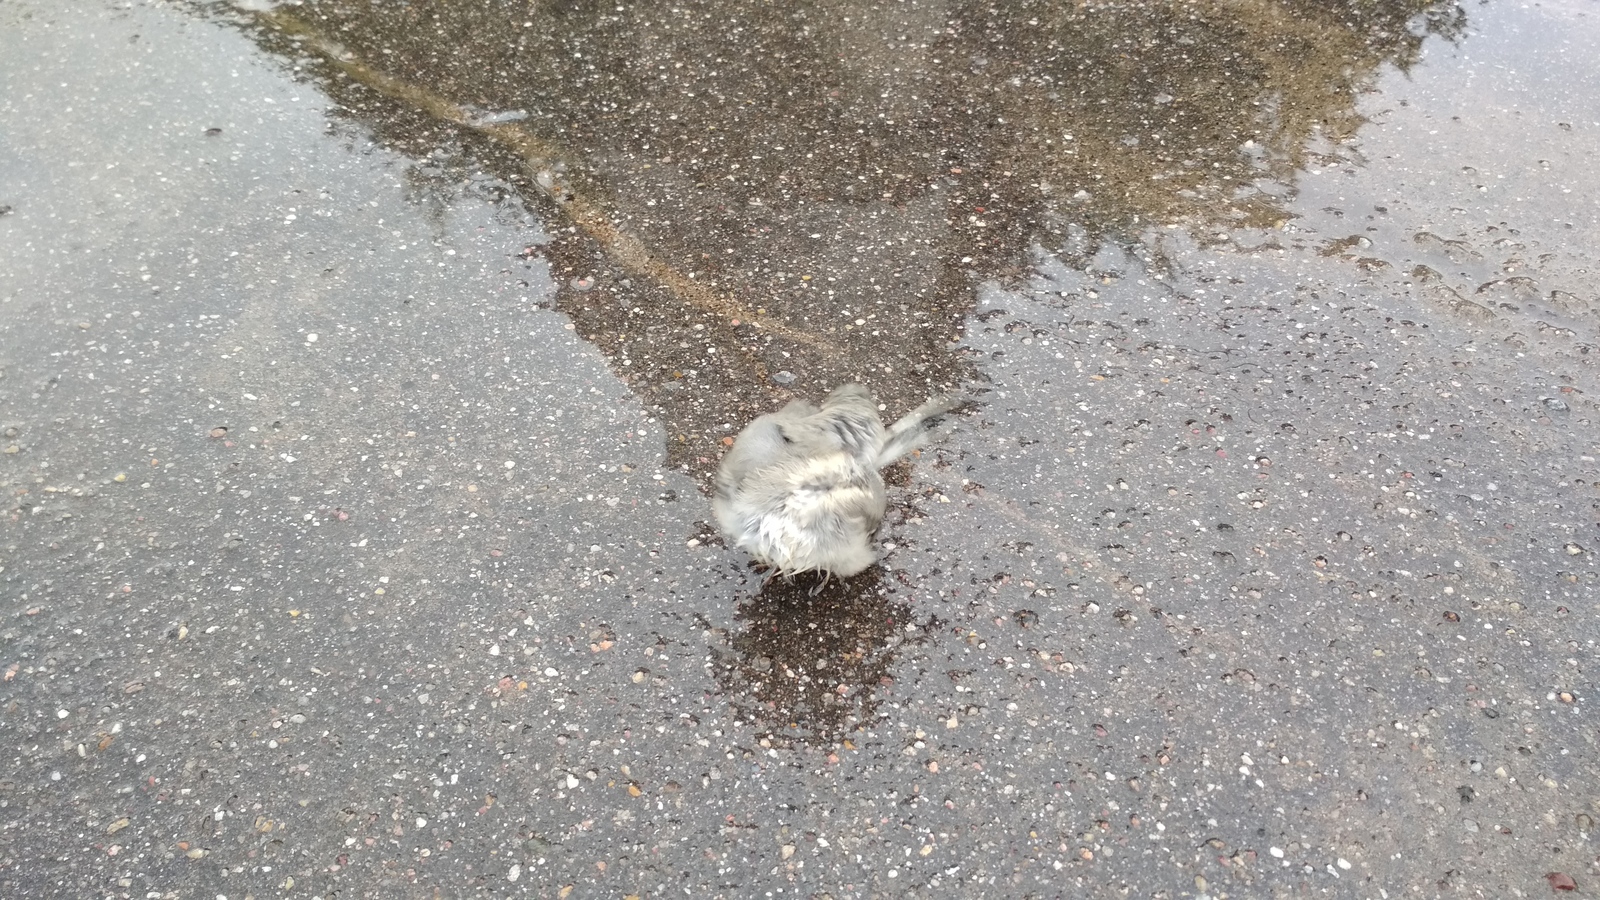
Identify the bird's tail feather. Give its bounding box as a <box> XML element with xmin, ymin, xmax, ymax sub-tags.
<box><xmin>874</xmin><ymin>394</ymin><xmax>960</xmax><ymax>468</ymax></box>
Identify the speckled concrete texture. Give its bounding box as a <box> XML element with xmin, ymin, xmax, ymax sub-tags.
<box><xmin>1</xmin><ymin>1</ymin><xmax>1596</xmax><ymax>898</ymax></box>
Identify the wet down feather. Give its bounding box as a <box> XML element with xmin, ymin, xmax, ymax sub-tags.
<box><xmin>713</xmin><ymin>383</ymin><xmax>958</xmax><ymax>591</ymax></box>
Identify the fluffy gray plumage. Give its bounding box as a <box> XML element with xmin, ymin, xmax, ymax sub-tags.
<box><xmin>713</xmin><ymin>383</ymin><xmax>956</xmax><ymax>588</ymax></box>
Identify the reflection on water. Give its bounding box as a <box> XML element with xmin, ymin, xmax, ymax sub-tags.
<box><xmin>202</xmin><ymin>0</ymin><xmax>1466</xmax><ymax>476</ymax></box>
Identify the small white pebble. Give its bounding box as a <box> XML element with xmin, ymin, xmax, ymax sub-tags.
<box><xmin>506</xmin><ymin>863</ymin><xmax>521</xmax><ymax>882</ymax></box>
<box><xmin>504</xmin><ymin>460</ymin><xmax>516</xmax><ymax>469</ymax></box>
<box><xmin>1337</xmin><ymin>857</ymin><xmax>1351</xmax><ymax>870</ymax></box>
<box><xmin>1269</xmin><ymin>846</ymin><xmax>1285</xmax><ymax>858</ymax></box>
<box><xmin>305</xmin><ymin>333</ymin><xmax>318</xmax><ymax>343</ymax></box>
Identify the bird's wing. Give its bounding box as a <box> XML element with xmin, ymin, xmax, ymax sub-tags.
<box><xmin>801</xmin><ymin>383</ymin><xmax>883</xmax><ymax>464</ymax></box>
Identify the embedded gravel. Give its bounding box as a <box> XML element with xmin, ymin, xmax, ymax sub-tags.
<box><xmin>1</xmin><ymin>2</ymin><xmax>1596</xmax><ymax>898</ymax></box>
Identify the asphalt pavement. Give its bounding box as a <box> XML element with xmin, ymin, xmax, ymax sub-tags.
<box><xmin>1</xmin><ymin>1</ymin><xmax>1597</xmax><ymax>898</ymax></box>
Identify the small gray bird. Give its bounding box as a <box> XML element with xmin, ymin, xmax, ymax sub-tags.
<box><xmin>713</xmin><ymin>383</ymin><xmax>956</xmax><ymax>591</ymax></box>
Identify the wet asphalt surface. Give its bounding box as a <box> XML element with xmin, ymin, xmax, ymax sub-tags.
<box><xmin>2</xmin><ymin>0</ymin><xmax>1599</xmax><ymax>898</ymax></box>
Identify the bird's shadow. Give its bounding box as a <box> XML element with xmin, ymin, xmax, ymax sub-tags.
<box><xmin>709</xmin><ymin>565</ymin><xmax>939</xmax><ymax>747</ymax></box>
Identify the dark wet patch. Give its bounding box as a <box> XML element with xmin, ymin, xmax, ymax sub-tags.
<box><xmin>710</xmin><ymin>567</ymin><xmax>939</xmax><ymax>744</ymax></box>
<box><xmin>194</xmin><ymin>0</ymin><xmax>1464</xmax><ymax>481</ymax></box>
